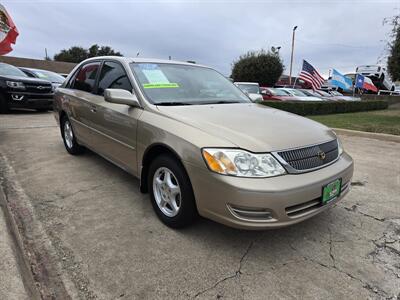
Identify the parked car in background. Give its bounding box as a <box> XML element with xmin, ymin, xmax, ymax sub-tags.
<box><xmin>19</xmin><ymin>67</ymin><xmax>65</xmax><ymax>90</ymax></box>
<box><xmin>260</xmin><ymin>87</ymin><xmax>297</xmax><ymax>101</ymax></box>
<box><xmin>301</xmin><ymin>89</ymin><xmax>342</xmax><ymax>101</ymax></box>
<box><xmin>329</xmin><ymin>91</ymin><xmax>361</xmax><ymax>101</ymax></box>
<box><xmin>356</xmin><ymin>65</ymin><xmax>395</xmax><ymax>91</ymax></box>
<box><xmin>54</xmin><ymin>56</ymin><xmax>353</xmax><ymax>229</ymax></box>
<box><xmin>280</xmin><ymin>88</ymin><xmax>324</xmax><ymax>101</ymax></box>
<box><xmin>329</xmin><ymin>90</ymin><xmax>360</xmax><ymax>101</ymax></box>
<box><xmin>300</xmin><ymin>89</ymin><xmax>327</xmax><ymax>98</ymax></box>
<box><xmin>312</xmin><ymin>89</ymin><xmax>340</xmax><ymax>100</ymax></box>
<box><xmin>234</xmin><ymin>82</ymin><xmax>263</xmax><ymax>102</ymax></box>
<box><xmin>0</xmin><ymin>63</ymin><xmax>54</xmax><ymax>113</ymax></box>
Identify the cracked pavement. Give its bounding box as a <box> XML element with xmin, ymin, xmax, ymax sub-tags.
<box><xmin>0</xmin><ymin>112</ymin><xmax>399</xmax><ymax>299</ymax></box>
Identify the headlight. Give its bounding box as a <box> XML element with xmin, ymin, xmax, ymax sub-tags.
<box><xmin>337</xmin><ymin>138</ymin><xmax>344</xmax><ymax>156</ymax></box>
<box><xmin>6</xmin><ymin>81</ymin><xmax>25</xmax><ymax>89</ymax></box>
<box><xmin>202</xmin><ymin>148</ymin><xmax>286</xmax><ymax>178</ymax></box>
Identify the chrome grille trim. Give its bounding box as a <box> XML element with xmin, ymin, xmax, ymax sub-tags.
<box><xmin>285</xmin><ymin>199</ymin><xmax>321</xmax><ymax>218</ymax></box>
<box><xmin>25</xmin><ymin>83</ymin><xmax>53</xmax><ymax>93</ymax></box>
<box><xmin>273</xmin><ymin>139</ymin><xmax>339</xmax><ymax>174</ymax></box>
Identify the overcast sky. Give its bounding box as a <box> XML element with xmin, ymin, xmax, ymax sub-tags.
<box><xmin>3</xmin><ymin>0</ymin><xmax>400</xmax><ymax>77</ymax></box>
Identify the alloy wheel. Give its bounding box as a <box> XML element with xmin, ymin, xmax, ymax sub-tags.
<box><xmin>153</xmin><ymin>167</ymin><xmax>182</xmax><ymax>217</ymax></box>
<box><xmin>64</xmin><ymin>120</ymin><xmax>74</xmax><ymax>149</ymax></box>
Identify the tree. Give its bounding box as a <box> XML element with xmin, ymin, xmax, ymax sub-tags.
<box><xmin>54</xmin><ymin>46</ymin><xmax>89</xmax><ymax>63</ymax></box>
<box><xmin>54</xmin><ymin>44</ymin><xmax>123</xmax><ymax>63</ymax></box>
<box><xmin>386</xmin><ymin>15</ymin><xmax>400</xmax><ymax>81</ymax></box>
<box><xmin>88</xmin><ymin>44</ymin><xmax>122</xmax><ymax>58</ymax></box>
<box><xmin>231</xmin><ymin>49</ymin><xmax>284</xmax><ymax>86</ymax></box>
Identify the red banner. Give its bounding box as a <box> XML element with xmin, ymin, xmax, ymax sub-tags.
<box><xmin>0</xmin><ymin>4</ymin><xmax>18</xmax><ymax>55</ymax></box>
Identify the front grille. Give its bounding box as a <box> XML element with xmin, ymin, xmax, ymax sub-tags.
<box><xmin>277</xmin><ymin>139</ymin><xmax>338</xmax><ymax>172</ymax></box>
<box><xmin>286</xmin><ymin>198</ymin><xmax>321</xmax><ymax>218</ymax></box>
<box><xmin>25</xmin><ymin>83</ymin><xmax>52</xmax><ymax>93</ymax></box>
<box><xmin>285</xmin><ymin>180</ymin><xmax>350</xmax><ymax>218</ymax></box>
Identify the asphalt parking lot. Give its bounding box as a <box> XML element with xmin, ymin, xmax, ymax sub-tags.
<box><xmin>0</xmin><ymin>111</ymin><xmax>399</xmax><ymax>300</ymax></box>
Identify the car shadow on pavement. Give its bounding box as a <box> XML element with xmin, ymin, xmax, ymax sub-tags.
<box><xmin>7</xmin><ymin>109</ymin><xmax>51</xmax><ymax>115</ymax></box>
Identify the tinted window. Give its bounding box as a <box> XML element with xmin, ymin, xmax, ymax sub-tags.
<box><xmin>22</xmin><ymin>70</ymin><xmax>35</xmax><ymax>78</ymax></box>
<box><xmin>72</xmin><ymin>62</ymin><xmax>100</xmax><ymax>93</ymax></box>
<box><xmin>97</xmin><ymin>61</ymin><xmax>132</xmax><ymax>95</ymax></box>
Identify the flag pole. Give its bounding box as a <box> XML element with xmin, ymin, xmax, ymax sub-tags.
<box><xmin>289</xmin><ymin>26</ymin><xmax>298</xmax><ymax>86</ymax></box>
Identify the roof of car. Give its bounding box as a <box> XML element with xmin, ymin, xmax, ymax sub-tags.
<box><xmin>234</xmin><ymin>82</ymin><xmax>259</xmax><ymax>85</ymax></box>
<box><xmin>82</xmin><ymin>56</ymin><xmax>207</xmax><ymax>68</ymax></box>
<box><xmin>19</xmin><ymin>67</ymin><xmax>52</xmax><ymax>72</ymax></box>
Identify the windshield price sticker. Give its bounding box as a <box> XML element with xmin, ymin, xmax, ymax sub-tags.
<box><xmin>139</xmin><ymin>63</ymin><xmax>170</xmax><ymax>84</ymax></box>
<box><xmin>143</xmin><ymin>83</ymin><xmax>179</xmax><ymax>89</ymax></box>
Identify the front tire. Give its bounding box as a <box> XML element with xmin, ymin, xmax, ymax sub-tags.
<box><xmin>60</xmin><ymin>116</ymin><xmax>84</xmax><ymax>155</ymax></box>
<box><xmin>0</xmin><ymin>94</ymin><xmax>9</xmax><ymax>114</ymax></box>
<box><xmin>148</xmin><ymin>154</ymin><xmax>197</xmax><ymax>228</ymax></box>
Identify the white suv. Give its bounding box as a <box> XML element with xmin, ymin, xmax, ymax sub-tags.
<box><xmin>234</xmin><ymin>82</ymin><xmax>263</xmax><ymax>102</ymax></box>
<box><xmin>356</xmin><ymin>65</ymin><xmax>395</xmax><ymax>91</ymax></box>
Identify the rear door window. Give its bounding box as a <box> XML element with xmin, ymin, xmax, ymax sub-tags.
<box><xmin>97</xmin><ymin>61</ymin><xmax>132</xmax><ymax>96</ymax></box>
<box><xmin>71</xmin><ymin>62</ymin><xmax>101</xmax><ymax>93</ymax></box>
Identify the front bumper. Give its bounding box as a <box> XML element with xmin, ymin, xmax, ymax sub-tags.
<box><xmin>7</xmin><ymin>92</ymin><xmax>54</xmax><ymax>110</ymax></box>
<box><xmin>185</xmin><ymin>152</ymin><xmax>353</xmax><ymax>229</ymax></box>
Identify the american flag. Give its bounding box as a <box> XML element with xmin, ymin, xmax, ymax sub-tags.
<box><xmin>298</xmin><ymin>60</ymin><xmax>325</xmax><ymax>90</ymax></box>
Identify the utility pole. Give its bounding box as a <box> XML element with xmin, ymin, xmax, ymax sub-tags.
<box><xmin>45</xmin><ymin>48</ymin><xmax>48</xmax><ymax>60</ymax></box>
<box><xmin>289</xmin><ymin>26</ymin><xmax>298</xmax><ymax>85</ymax></box>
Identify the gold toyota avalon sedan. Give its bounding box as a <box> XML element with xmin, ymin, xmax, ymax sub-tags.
<box><xmin>54</xmin><ymin>56</ymin><xmax>353</xmax><ymax>229</ymax></box>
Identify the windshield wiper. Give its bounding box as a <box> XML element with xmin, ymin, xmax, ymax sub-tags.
<box><xmin>199</xmin><ymin>100</ymin><xmax>243</xmax><ymax>105</ymax></box>
<box><xmin>155</xmin><ymin>102</ymin><xmax>192</xmax><ymax>106</ymax></box>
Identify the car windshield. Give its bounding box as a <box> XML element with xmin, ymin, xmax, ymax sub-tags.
<box><xmin>130</xmin><ymin>63</ymin><xmax>250</xmax><ymax>105</ymax></box>
<box><xmin>301</xmin><ymin>90</ymin><xmax>318</xmax><ymax>96</ymax></box>
<box><xmin>30</xmin><ymin>69</ymin><xmax>65</xmax><ymax>83</ymax></box>
<box><xmin>269</xmin><ymin>88</ymin><xmax>291</xmax><ymax>96</ymax></box>
<box><xmin>236</xmin><ymin>84</ymin><xmax>259</xmax><ymax>94</ymax></box>
<box><xmin>318</xmin><ymin>90</ymin><xmax>332</xmax><ymax>97</ymax></box>
<box><xmin>286</xmin><ymin>89</ymin><xmax>307</xmax><ymax>96</ymax></box>
<box><xmin>0</xmin><ymin>63</ymin><xmax>27</xmax><ymax>77</ymax></box>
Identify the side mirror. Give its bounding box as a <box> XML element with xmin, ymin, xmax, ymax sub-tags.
<box><xmin>248</xmin><ymin>93</ymin><xmax>263</xmax><ymax>102</ymax></box>
<box><xmin>260</xmin><ymin>90</ymin><xmax>270</xmax><ymax>95</ymax></box>
<box><xmin>104</xmin><ymin>89</ymin><xmax>140</xmax><ymax>107</ymax></box>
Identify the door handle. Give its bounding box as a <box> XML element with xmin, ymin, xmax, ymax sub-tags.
<box><xmin>90</xmin><ymin>106</ymin><xmax>97</xmax><ymax>113</ymax></box>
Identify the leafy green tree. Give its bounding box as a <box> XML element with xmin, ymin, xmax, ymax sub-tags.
<box><xmin>54</xmin><ymin>45</ymin><xmax>123</xmax><ymax>63</ymax></box>
<box><xmin>88</xmin><ymin>44</ymin><xmax>123</xmax><ymax>58</ymax></box>
<box><xmin>231</xmin><ymin>49</ymin><xmax>284</xmax><ymax>86</ymax></box>
<box><xmin>54</xmin><ymin>46</ymin><xmax>89</xmax><ymax>63</ymax></box>
<box><xmin>387</xmin><ymin>15</ymin><xmax>400</xmax><ymax>81</ymax></box>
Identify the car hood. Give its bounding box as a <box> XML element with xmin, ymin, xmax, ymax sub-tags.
<box><xmin>293</xmin><ymin>96</ymin><xmax>324</xmax><ymax>101</ymax></box>
<box><xmin>0</xmin><ymin>75</ymin><xmax>51</xmax><ymax>85</ymax></box>
<box><xmin>156</xmin><ymin>103</ymin><xmax>336</xmax><ymax>152</ymax></box>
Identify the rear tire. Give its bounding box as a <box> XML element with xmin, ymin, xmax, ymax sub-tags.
<box><xmin>148</xmin><ymin>154</ymin><xmax>197</xmax><ymax>228</ymax></box>
<box><xmin>60</xmin><ymin>115</ymin><xmax>84</xmax><ymax>155</ymax></box>
<box><xmin>0</xmin><ymin>94</ymin><xmax>9</xmax><ymax>114</ymax></box>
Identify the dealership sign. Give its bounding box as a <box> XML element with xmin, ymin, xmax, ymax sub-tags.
<box><xmin>0</xmin><ymin>4</ymin><xmax>18</xmax><ymax>55</ymax></box>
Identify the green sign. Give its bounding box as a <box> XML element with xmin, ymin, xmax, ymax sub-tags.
<box><xmin>143</xmin><ymin>83</ymin><xmax>179</xmax><ymax>89</ymax></box>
